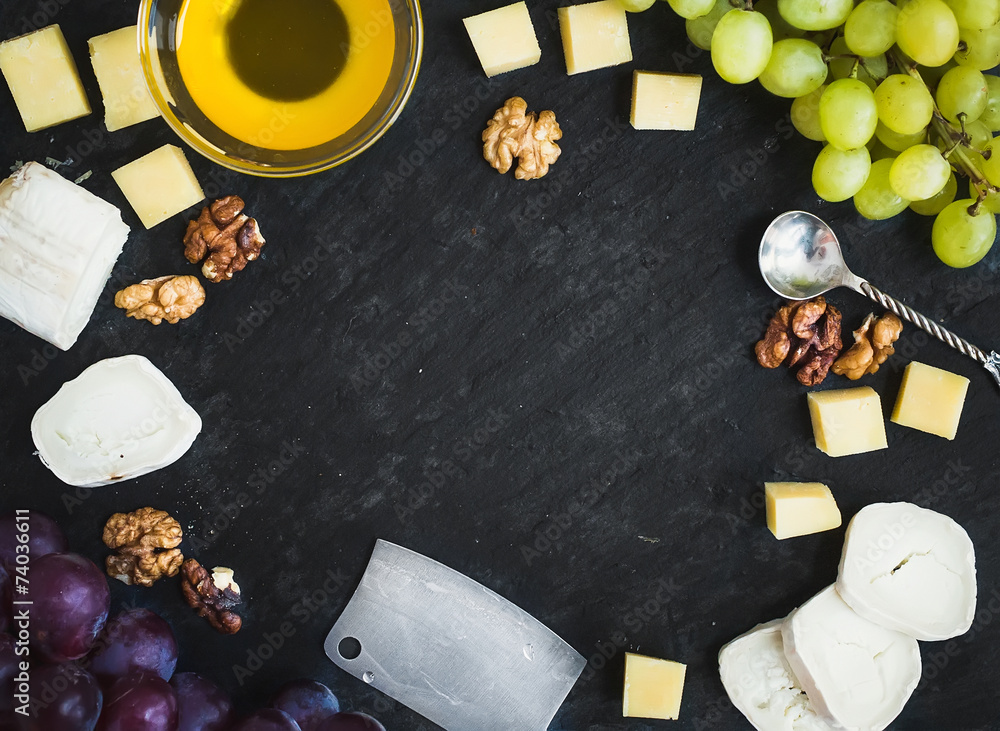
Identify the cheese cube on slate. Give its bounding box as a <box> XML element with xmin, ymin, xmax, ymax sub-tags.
<box><xmin>765</xmin><ymin>482</ymin><xmax>842</xmax><ymax>540</ymax></box>
<box><xmin>891</xmin><ymin>361</ymin><xmax>969</xmax><ymax>440</ymax></box>
<box><xmin>112</xmin><ymin>145</ymin><xmax>205</xmax><ymax>229</ymax></box>
<box><xmin>558</xmin><ymin>0</ymin><xmax>632</xmax><ymax>75</ymax></box>
<box><xmin>0</xmin><ymin>25</ymin><xmax>91</xmax><ymax>132</ymax></box>
<box><xmin>463</xmin><ymin>2</ymin><xmax>541</xmax><ymax>77</ymax></box>
<box><xmin>623</xmin><ymin>652</ymin><xmax>686</xmax><ymax>720</ymax></box>
<box><xmin>89</xmin><ymin>27</ymin><xmax>160</xmax><ymax>132</ymax></box>
<box><xmin>807</xmin><ymin>387</ymin><xmax>888</xmax><ymax>457</ymax></box>
<box><xmin>0</xmin><ymin>162</ymin><xmax>130</xmax><ymax>350</ymax></box>
<box><xmin>630</xmin><ymin>71</ymin><xmax>702</xmax><ymax>130</ymax></box>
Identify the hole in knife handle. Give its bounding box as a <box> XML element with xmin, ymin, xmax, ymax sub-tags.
<box><xmin>338</xmin><ymin>636</ymin><xmax>362</xmax><ymax>660</ymax></box>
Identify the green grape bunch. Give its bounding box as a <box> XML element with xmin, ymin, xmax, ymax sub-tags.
<box><xmin>630</xmin><ymin>0</ymin><xmax>1000</xmax><ymax>268</ymax></box>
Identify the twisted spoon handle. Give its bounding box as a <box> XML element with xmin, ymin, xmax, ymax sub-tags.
<box><xmin>860</xmin><ymin>281</ymin><xmax>1000</xmax><ymax>388</ymax></box>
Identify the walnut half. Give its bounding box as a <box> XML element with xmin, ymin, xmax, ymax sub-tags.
<box><xmin>181</xmin><ymin>558</ymin><xmax>242</xmax><ymax>635</ymax></box>
<box><xmin>114</xmin><ymin>275</ymin><xmax>205</xmax><ymax>325</ymax></box>
<box><xmin>183</xmin><ymin>196</ymin><xmax>266</xmax><ymax>283</ymax></box>
<box><xmin>832</xmin><ymin>312</ymin><xmax>904</xmax><ymax>379</ymax></box>
<box><xmin>103</xmin><ymin>508</ymin><xmax>184</xmax><ymax>587</ymax></box>
<box><xmin>755</xmin><ymin>297</ymin><xmax>844</xmax><ymax>386</ymax></box>
<box><xmin>483</xmin><ymin>97</ymin><xmax>562</xmax><ymax>180</ymax></box>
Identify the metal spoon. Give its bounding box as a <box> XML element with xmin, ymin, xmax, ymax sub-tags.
<box><xmin>759</xmin><ymin>210</ymin><xmax>1000</xmax><ymax>387</ymax></box>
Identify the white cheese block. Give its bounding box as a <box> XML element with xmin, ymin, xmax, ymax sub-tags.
<box><xmin>837</xmin><ymin>502</ymin><xmax>977</xmax><ymax>641</ymax></box>
<box><xmin>463</xmin><ymin>2</ymin><xmax>541</xmax><ymax>77</ymax></box>
<box><xmin>719</xmin><ymin>619</ymin><xmax>837</xmax><ymax>731</ymax></box>
<box><xmin>0</xmin><ymin>25</ymin><xmax>91</xmax><ymax>132</ymax></box>
<box><xmin>112</xmin><ymin>145</ymin><xmax>205</xmax><ymax>229</ymax></box>
<box><xmin>89</xmin><ymin>27</ymin><xmax>160</xmax><ymax>132</ymax></box>
<box><xmin>31</xmin><ymin>355</ymin><xmax>202</xmax><ymax>487</ymax></box>
<box><xmin>781</xmin><ymin>585</ymin><xmax>921</xmax><ymax>731</ymax></box>
<box><xmin>558</xmin><ymin>0</ymin><xmax>632</xmax><ymax>75</ymax></box>
<box><xmin>0</xmin><ymin>162</ymin><xmax>130</xmax><ymax>350</ymax></box>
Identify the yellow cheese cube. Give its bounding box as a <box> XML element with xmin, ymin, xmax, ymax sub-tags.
<box><xmin>463</xmin><ymin>2</ymin><xmax>541</xmax><ymax>77</ymax></box>
<box><xmin>111</xmin><ymin>145</ymin><xmax>205</xmax><ymax>229</ymax></box>
<box><xmin>630</xmin><ymin>71</ymin><xmax>702</xmax><ymax>131</ymax></box>
<box><xmin>807</xmin><ymin>387</ymin><xmax>888</xmax><ymax>458</ymax></box>
<box><xmin>891</xmin><ymin>361</ymin><xmax>970</xmax><ymax>440</ymax></box>
<box><xmin>558</xmin><ymin>0</ymin><xmax>632</xmax><ymax>76</ymax></box>
<box><xmin>623</xmin><ymin>652</ymin><xmax>686</xmax><ymax>720</ymax></box>
<box><xmin>0</xmin><ymin>25</ymin><xmax>91</xmax><ymax>132</ymax></box>
<box><xmin>765</xmin><ymin>482</ymin><xmax>842</xmax><ymax>540</ymax></box>
<box><xmin>89</xmin><ymin>27</ymin><xmax>160</xmax><ymax>132</ymax></box>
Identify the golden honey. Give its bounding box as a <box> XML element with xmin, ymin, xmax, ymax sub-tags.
<box><xmin>176</xmin><ymin>0</ymin><xmax>395</xmax><ymax>150</ymax></box>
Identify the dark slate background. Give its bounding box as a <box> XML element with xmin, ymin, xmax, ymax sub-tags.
<box><xmin>2</xmin><ymin>0</ymin><xmax>999</xmax><ymax>728</ymax></box>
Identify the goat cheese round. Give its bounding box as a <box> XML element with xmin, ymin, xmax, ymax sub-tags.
<box><xmin>719</xmin><ymin>619</ymin><xmax>836</xmax><ymax>731</ymax></box>
<box><xmin>836</xmin><ymin>502</ymin><xmax>977</xmax><ymax>641</ymax></box>
<box><xmin>781</xmin><ymin>585</ymin><xmax>921</xmax><ymax>731</ymax></box>
<box><xmin>31</xmin><ymin>355</ymin><xmax>201</xmax><ymax>487</ymax></box>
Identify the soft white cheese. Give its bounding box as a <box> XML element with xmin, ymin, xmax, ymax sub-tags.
<box><xmin>31</xmin><ymin>355</ymin><xmax>201</xmax><ymax>487</ymax></box>
<box><xmin>0</xmin><ymin>162</ymin><xmax>130</xmax><ymax>350</ymax></box>
<box><xmin>837</xmin><ymin>502</ymin><xmax>977</xmax><ymax>641</ymax></box>
<box><xmin>781</xmin><ymin>585</ymin><xmax>921</xmax><ymax>731</ymax></box>
<box><xmin>719</xmin><ymin>619</ymin><xmax>836</xmax><ymax>731</ymax></box>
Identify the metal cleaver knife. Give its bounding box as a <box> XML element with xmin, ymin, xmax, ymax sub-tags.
<box><xmin>324</xmin><ymin>540</ymin><xmax>586</xmax><ymax>731</ymax></box>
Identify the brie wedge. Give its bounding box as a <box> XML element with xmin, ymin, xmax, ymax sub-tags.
<box><xmin>0</xmin><ymin>162</ymin><xmax>130</xmax><ymax>350</ymax></box>
<box><xmin>719</xmin><ymin>619</ymin><xmax>836</xmax><ymax>731</ymax></box>
<box><xmin>31</xmin><ymin>355</ymin><xmax>201</xmax><ymax>487</ymax></box>
<box><xmin>781</xmin><ymin>585</ymin><xmax>920</xmax><ymax>731</ymax></box>
<box><xmin>837</xmin><ymin>502</ymin><xmax>977</xmax><ymax>641</ymax></box>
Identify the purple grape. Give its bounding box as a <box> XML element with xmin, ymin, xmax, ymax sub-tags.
<box><xmin>15</xmin><ymin>662</ymin><xmax>102</xmax><ymax>731</ymax></box>
<box><xmin>0</xmin><ymin>634</ymin><xmax>17</xmax><ymax>713</ymax></box>
<box><xmin>230</xmin><ymin>708</ymin><xmax>302</xmax><ymax>731</ymax></box>
<box><xmin>0</xmin><ymin>512</ymin><xmax>67</xmax><ymax>570</ymax></box>
<box><xmin>170</xmin><ymin>672</ymin><xmax>234</xmax><ymax>731</ymax></box>
<box><xmin>0</xmin><ymin>566</ymin><xmax>11</xmax><ymax>634</ymax></box>
<box><xmin>89</xmin><ymin>609</ymin><xmax>177</xmax><ymax>685</ymax></box>
<box><xmin>315</xmin><ymin>713</ymin><xmax>386</xmax><ymax>731</ymax></box>
<box><xmin>270</xmin><ymin>679</ymin><xmax>340</xmax><ymax>730</ymax></box>
<box><xmin>29</xmin><ymin>553</ymin><xmax>109</xmax><ymax>663</ymax></box>
<box><xmin>96</xmin><ymin>672</ymin><xmax>177</xmax><ymax>731</ymax></box>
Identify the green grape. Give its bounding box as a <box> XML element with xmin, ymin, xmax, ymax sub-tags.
<box><xmin>944</xmin><ymin>0</ymin><xmax>1000</xmax><ymax>29</ymax></box>
<box><xmin>813</xmin><ymin>145</ymin><xmax>872</xmax><ymax>202</ymax></box>
<box><xmin>755</xmin><ymin>0</ymin><xmax>806</xmax><ymax>40</ymax></box>
<box><xmin>828</xmin><ymin>39</ymin><xmax>887</xmax><ymax>91</ymax></box>
<box><xmin>983</xmin><ymin>139</ymin><xmax>1000</xmax><ymax>184</ymax></box>
<box><xmin>936</xmin><ymin>66</ymin><xmax>989</xmax><ymax>123</ymax></box>
<box><xmin>889</xmin><ymin>144</ymin><xmax>952</xmax><ymax>200</ymax></box>
<box><xmin>854</xmin><ymin>158</ymin><xmax>910</xmax><ymax>219</ymax></box>
<box><xmin>778</xmin><ymin>0</ymin><xmax>852</xmax><ymax>30</ymax></box>
<box><xmin>911</xmin><ymin>173</ymin><xmax>958</xmax><ymax>214</ymax></box>
<box><xmin>791</xmin><ymin>85</ymin><xmax>827</xmax><ymax>141</ymax></box>
<box><xmin>932</xmin><ymin>199</ymin><xmax>997</xmax><ymax>267</ymax></box>
<box><xmin>896</xmin><ymin>0</ymin><xmax>960</xmax><ymax>67</ymax></box>
<box><xmin>874</xmin><ymin>75</ymin><xmax>934</xmax><ymax>135</ymax></box>
<box><xmin>954</xmin><ymin>24</ymin><xmax>1000</xmax><ymax>70</ymax></box>
<box><xmin>845</xmin><ymin>0</ymin><xmax>899</xmax><ymax>56</ymax></box>
<box><xmin>965</xmin><ymin>119</ymin><xmax>993</xmax><ymax>150</ymax></box>
<box><xmin>711</xmin><ymin>10</ymin><xmax>773</xmax><ymax>84</ymax></box>
<box><xmin>667</xmin><ymin>0</ymin><xmax>714</xmax><ymax>20</ymax></box>
<box><xmin>969</xmin><ymin>180</ymin><xmax>1000</xmax><ymax>213</ymax></box>
<box><xmin>820</xmin><ymin>78</ymin><xmax>878</xmax><ymax>150</ymax></box>
<box><xmin>876</xmin><ymin>120</ymin><xmax>927</xmax><ymax>150</ymax></box>
<box><xmin>978</xmin><ymin>74</ymin><xmax>1000</xmax><ymax>130</ymax></box>
<box><xmin>759</xmin><ymin>39</ymin><xmax>827</xmax><ymax>97</ymax></box>
<box><xmin>686</xmin><ymin>0</ymin><xmax>734</xmax><ymax>50</ymax></box>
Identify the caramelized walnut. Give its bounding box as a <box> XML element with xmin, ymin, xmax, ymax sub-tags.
<box><xmin>483</xmin><ymin>97</ymin><xmax>562</xmax><ymax>180</ymax></box>
<box><xmin>755</xmin><ymin>297</ymin><xmax>844</xmax><ymax>386</ymax></box>
<box><xmin>183</xmin><ymin>196</ymin><xmax>265</xmax><ymax>283</ymax></box>
<box><xmin>832</xmin><ymin>312</ymin><xmax>904</xmax><ymax>379</ymax></box>
<box><xmin>103</xmin><ymin>508</ymin><xmax>184</xmax><ymax>587</ymax></box>
<box><xmin>114</xmin><ymin>275</ymin><xmax>205</xmax><ymax>325</ymax></box>
<box><xmin>181</xmin><ymin>558</ymin><xmax>242</xmax><ymax>634</ymax></box>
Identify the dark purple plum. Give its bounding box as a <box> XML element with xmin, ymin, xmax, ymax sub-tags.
<box><xmin>96</xmin><ymin>672</ymin><xmax>177</xmax><ymax>731</ymax></box>
<box><xmin>89</xmin><ymin>609</ymin><xmax>177</xmax><ymax>684</ymax></box>
<box><xmin>0</xmin><ymin>566</ymin><xmax>11</xmax><ymax>634</ymax></box>
<box><xmin>270</xmin><ymin>679</ymin><xmax>339</xmax><ymax>730</ymax></box>
<box><xmin>29</xmin><ymin>553</ymin><xmax>109</xmax><ymax>663</ymax></box>
<box><xmin>0</xmin><ymin>634</ymin><xmax>17</xmax><ymax>713</ymax></box>
<box><xmin>316</xmin><ymin>713</ymin><xmax>386</xmax><ymax>731</ymax></box>
<box><xmin>14</xmin><ymin>662</ymin><xmax>102</xmax><ymax>731</ymax></box>
<box><xmin>170</xmin><ymin>672</ymin><xmax>235</xmax><ymax>731</ymax></box>
<box><xmin>230</xmin><ymin>709</ymin><xmax>302</xmax><ymax>731</ymax></box>
<box><xmin>0</xmin><ymin>512</ymin><xmax>67</xmax><ymax>570</ymax></box>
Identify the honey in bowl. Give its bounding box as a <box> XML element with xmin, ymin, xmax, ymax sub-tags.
<box><xmin>176</xmin><ymin>0</ymin><xmax>395</xmax><ymax>151</ymax></box>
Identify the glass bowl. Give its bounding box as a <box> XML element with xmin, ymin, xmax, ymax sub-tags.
<box><xmin>137</xmin><ymin>0</ymin><xmax>423</xmax><ymax>177</ymax></box>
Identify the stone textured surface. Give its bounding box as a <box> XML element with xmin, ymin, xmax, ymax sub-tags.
<box><xmin>1</xmin><ymin>2</ymin><xmax>999</xmax><ymax>729</ymax></box>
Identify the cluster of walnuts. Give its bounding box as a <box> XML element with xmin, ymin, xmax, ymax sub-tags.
<box><xmin>755</xmin><ymin>297</ymin><xmax>903</xmax><ymax>386</ymax></box>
